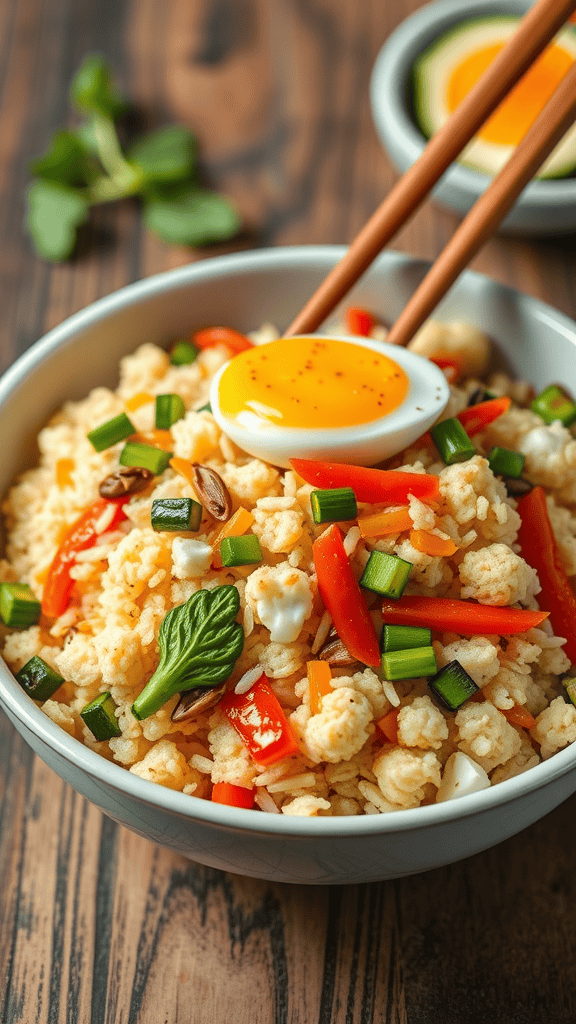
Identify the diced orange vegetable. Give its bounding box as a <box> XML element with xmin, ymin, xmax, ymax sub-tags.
<box><xmin>125</xmin><ymin>391</ymin><xmax>153</xmax><ymax>412</ymax></box>
<box><xmin>345</xmin><ymin>306</ymin><xmax>377</xmax><ymax>337</ymax></box>
<box><xmin>129</xmin><ymin>429</ymin><xmax>173</xmax><ymax>450</ymax></box>
<box><xmin>358</xmin><ymin>506</ymin><xmax>412</xmax><ymax>538</ymax></box>
<box><xmin>193</xmin><ymin>326</ymin><xmax>253</xmax><ymax>356</ymax></box>
<box><xmin>211</xmin><ymin>507</ymin><xmax>254</xmax><ymax>568</ymax></box>
<box><xmin>307</xmin><ymin>661</ymin><xmax>333</xmax><ymax>715</ymax></box>
<box><xmin>503</xmin><ymin>705</ymin><xmax>537</xmax><ymax>730</ymax></box>
<box><xmin>457</xmin><ymin>396</ymin><xmax>511</xmax><ymax>436</ymax></box>
<box><xmin>409</xmin><ymin>530</ymin><xmax>458</xmax><ymax>557</ymax></box>
<box><xmin>376</xmin><ymin>708</ymin><xmax>400</xmax><ymax>745</ymax></box>
<box><xmin>169</xmin><ymin>456</ymin><xmax>196</xmax><ymax>487</ymax></box>
<box><xmin>211</xmin><ymin>782</ymin><xmax>255</xmax><ymax>808</ymax></box>
<box><xmin>56</xmin><ymin>458</ymin><xmax>74</xmax><ymax>489</ymax></box>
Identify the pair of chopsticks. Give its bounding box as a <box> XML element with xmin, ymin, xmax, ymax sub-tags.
<box><xmin>287</xmin><ymin>0</ymin><xmax>576</xmax><ymax>346</ymax></box>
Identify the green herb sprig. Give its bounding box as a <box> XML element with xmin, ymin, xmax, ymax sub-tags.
<box><xmin>131</xmin><ymin>584</ymin><xmax>244</xmax><ymax>720</ymax></box>
<box><xmin>26</xmin><ymin>55</ymin><xmax>240</xmax><ymax>261</ymax></box>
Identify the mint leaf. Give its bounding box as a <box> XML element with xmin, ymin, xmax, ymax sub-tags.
<box><xmin>132</xmin><ymin>585</ymin><xmax>244</xmax><ymax>719</ymax></box>
<box><xmin>143</xmin><ymin>185</ymin><xmax>240</xmax><ymax>245</ymax></box>
<box><xmin>26</xmin><ymin>182</ymin><xmax>89</xmax><ymax>260</ymax></box>
<box><xmin>128</xmin><ymin>126</ymin><xmax>197</xmax><ymax>183</ymax></box>
<box><xmin>70</xmin><ymin>55</ymin><xmax>127</xmax><ymax>118</ymax></box>
<box><xmin>30</xmin><ymin>130</ymin><xmax>96</xmax><ymax>186</ymax></box>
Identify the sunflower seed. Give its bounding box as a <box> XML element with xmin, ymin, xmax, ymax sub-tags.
<box><xmin>98</xmin><ymin>466</ymin><xmax>154</xmax><ymax>498</ymax></box>
<box><xmin>191</xmin><ymin>464</ymin><xmax>232</xmax><ymax>521</ymax></box>
<box><xmin>171</xmin><ymin>683</ymin><xmax>226</xmax><ymax>722</ymax></box>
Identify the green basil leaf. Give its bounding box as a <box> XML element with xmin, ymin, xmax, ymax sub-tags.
<box><xmin>29</xmin><ymin>130</ymin><xmax>96</xmax><ymax>186</ymax></box>
<box><xmin>26</xmin><ymin>182</ymin><xmax>89</xmax><ymax>261</ymax></box>
<box><xmin>131</xmin><ymin>585</ymin><xmax>244</xmax><ymax>719</ymax></box>
<box><xmin>128</xmin><ymin>126</ymin><xmax>198</xmax><ymax>183</ymax></box>
<box><xmin>143</xmin><ymin>185</ymin><xmax>240</xmax><ymax>245</ymax></box>
<box><xmin>70</xmin><ymin>54</ymin><xmax>127</xmax><ymax>118</ymax></box>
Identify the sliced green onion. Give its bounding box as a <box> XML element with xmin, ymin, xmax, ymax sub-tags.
<box><xmin>80</xmin><ymin>692</ymin><xmax>121</xmax><ymax>740</ymax></box>
<box><xmin>310</xmin><ymin>487</ymin><xmax>358</xmax><ymax>524</ymax></box>
<box><xmin>198</xmin><ymin>402</ymin><xmax>212</xmax><ymax>413</ymax></box>
<box><xmin>119</xmin><ymin>441</ymin><xmax>172</xmax><ymax>475</ymax></box>
<box><xmin>382</xmin><ymin>645</ymin><xmax>437</xmax><ymax>680</ymax></box>
<box><xmin>170</xmin><ymin>341</ymin><xmax>197</xmax><ymax>366</ymax></box>
<box><xmin>16</xmin><ymin>656</ymin><xmax>64</xmax><ymax>701</ymax></box>
<box><xmin>428</xmin><ymin>659</ymin><xmax>479</xmax><ymax>710</ymax></box>
<box><xmin>87</xmin><ymin>412</ymin><xmax>135</xmax><ymax>453</ymax></box>
<box><xmin>381</xmin><ymin>623</ymin><xmax>431</xmax><ymax>653</ymax></box>
<box><xmin>531</xmin><ymin>385</ymin><xmax>576</xmax><ymax>426</ymax></box>
<box><xmin>155</xmin><ymin>393</ymin><xmax>185</xmax><ymax>429</ymax></box>
<box><xmin>151</xmin><ymin>497</ymin><xmax>202</xmax><ymax>532</ymax></box>
<box><xmin>431</xmin><ymin>418</ymin><xmax>475</xmax><ymax>465</ymax></box>
<box><xmin>0</xmin><ymin>583</ymin><xmax>41</xmax><ymax>628</ymax></box>
<box><xmin>562</xmin><ymin>678</ymin><xmax>576</xmax><ymax>708</ymax></box>
<box><xmin>220</xmin><ymin>534</ymin><xmax>263</xmax><ymax>567</ymax></box>
<box><xmin>359</xmin><ymin>550</ymin><xmax>411</xmax><ymax>598</ymax></box>
<box><xmin>487</xmin><ymin>446</ymin><xmax>525</xmax><ymax>479</ymax></box>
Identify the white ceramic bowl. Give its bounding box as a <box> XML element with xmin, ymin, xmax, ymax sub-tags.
<box><xmin>370</xmin><ymin>0</ymin><xmax>576</xmax><ymax>235</ymax></box>
<box><xmin>1</xmin><ymin>246</ymin><xmax>576</xmax><ymax>885</ymax></box>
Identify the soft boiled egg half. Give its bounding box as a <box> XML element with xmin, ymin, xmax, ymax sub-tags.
<box><xmin>210</xmin><ymin>334</ymin><xmax>450</xmax><ymax>468</ymax></box>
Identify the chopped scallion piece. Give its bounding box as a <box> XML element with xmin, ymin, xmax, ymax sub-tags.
<box><xmin>119</xmin><ymin>441</ymin><xmax>172</xmax><ymax>475</ymax></box>
<box><xmin>0</xmin><ymin>583</ymin><xmax>41</xmax><ymax>628</ymax></box>
<box><xmin>562</xmin><ymin>678</ymin><xmax>576</xmax><ymax>708</ymax></box>
<box><xmin>382</xmin><ymin>645</ymin><xmax>437</xmax><ymax>680</ymax></box>
<box><xmin>220</xmin><ymin>534</ymin><xmax>263</xmax><ymax>567</ymax></box>
<box><xmin>359</xmin><ymin>550</ymin><xmax>411</xmax><ymax>598</ymax></box>
<box><xmin>151</xmin><ymin>497</ymin><xmax>202</xmax><ymax>532</ymax></box>
<box><xmin>87</xmin><ymin>412</ymin><xmax>135</xmax><ymax>452</ymax></box>
<box><xmin>487</xmin><ymin>446</ymin><xmax>525</xmax><ymax>479</ymax></box>
<box><xmin>198</xmin><ymin>402</ymin><xmax>212</xmax><ymax>413</ymax></box>
<box><xmin>170</xmin><ymin>341</ymin><xmax>197</xmax><ymax>366</ymax></box>
<box><xmin>431</xmin><ymin>418</ymin><xmax>475</xmax><ymax>465</ymax></box>
<box><xmin>80</xmin><ymin>692</ymin><xmax>121</xmax><ymax>740</ymax></box>
<box><xmin>310</xmin><ymin>487</ymin><xmax>358</xmax><ymax>524</ymax></box>
<box><xmin>531</xmin><ymin>385</ymin><xmax>576</xmax><ymax>427</ymax></box>
<box><xmin>381</xmin><ymin>623</ymin><xmax>431</xmax><ymax>653</ymax></box>
<box><xmin>16</xmin><ymin>656</ymin><xmax>64</xmax><ymax>701</ymax></box>
<box><xmin>428</xmin><ymin>659</ymin><xmax>479</xmax><ymax>710</ymax></box>
<box><xmin>155</xmin><ymin>393</ymin><xmax>185</xmax><ymax>429</ymax></box>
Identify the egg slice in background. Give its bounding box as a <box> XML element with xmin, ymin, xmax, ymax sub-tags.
<box><xmin>210</xmin><ymin>334</ymin><xmax>450</xmax><ymax>468</ymax></box>
<box><xmin>414</xmin><ymin>17</ymin><xmax>576</xmax><ymax>179</ymax></box>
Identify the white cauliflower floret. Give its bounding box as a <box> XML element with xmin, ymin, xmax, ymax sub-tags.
<box><xmin>373</xmin><ymin>747</ymin><xmax>442</xmax><ymax>808</ymax></box>
<box><xmin>530</xmin><ymin>696</ymin><xmax>576</xmax><ymax>759</ymax></box>
<box><xmin>436</xmin><ymin>752</ymin><xmax>490</xmax><ymax>801</ymax></box>
<box><xmin>252</xmin><ymin>496</ymin><xmax>304</xmax><ymax>553</ymax></box>
<box><xmin>245</xmin><ymin>563</ymin><xmax>313</xmax><ymax>642</ymax></box>
<box><xmin>407</xmin><ymin>320</ymin><xmax>490</xmax><ymax>377</ymax></box>
<box><xmin>129</xmin><ymin>739</ymin><xmax>192</xmax><ymax>790</ymax></box>
<box><xmin>439</xmin><ymin>456</ymin><xmax>519</xmax><ymax>544</ymax></box>
<box><xmin>458</xmin><ymin>544</ymin><xmax>540</xmax><ymax>606</ymax></box>
<box><xmin>303</xmin><ymin>688</ymin><xmax>373</xmax><ymax>763</ymax></box>
<box><xmin>208</xmin><ymin>713</ymin><xmax>255</xmax><ymax>788</ymax></box>
<box><xmin>397</xmin><ymin>695</ymin><xmax>449</xmax><ymax>750</ymax></box>
<box><xmin>436</xmin><ymin>637</ymin><xmax>500</xmax><ymax>689</ymax></box>
<box><xmin>455</xmin><ymin>701</ymin><xmax>521</xmax><ymax>771</ymax></box>
<box><xmin>171</xmin><ymin>537</ymin><xmax>213</xmax><ymax>579</ymax></box>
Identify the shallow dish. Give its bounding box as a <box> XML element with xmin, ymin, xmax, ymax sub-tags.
<box><xmin>1</xmin><ymin>245</ymin><xmax>576</xmax><ymax>884</ymax></box>
<box><xmin>370</xmin><ymin>0</ymin><xmax>576</xmax><ymax>235</ymax></box>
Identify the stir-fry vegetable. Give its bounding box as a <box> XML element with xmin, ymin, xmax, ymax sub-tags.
<box><xmin>0</xmin><ymin>583</ymin><xmax>41</xmax><ymax>628</ymax></box>
<box><xmin>345</xmin><ymin>305</ymin><xmax>377</xmax><ymax>336</ymax></box>
<box><xmin>291</xmin><ymin>459</ymin><xmax>440</xmax><ymax>504</ymax></box>
<box><xmin>531</xmin><ymin>384</ymin><xmax>576</xmax><ymax>427</ymax></box>
<box><xmin>80</xmin><ymin>692</ymin><xmax>122</xmax><ymax>740</ymax></box>
<box><xmin>382</xmin><ymin>645</ymin><xmax>437</xmax><ymax>681</ymax></box>
<box><xmin>431</xmin><ymin>417</ymin><xmax>475</xmax><ymax>464</ymax></box>
<box><xmin>310</xmin><ymin>487</ymin><xmax>358</xmax><ymax>524</ymax></box>
<box><xmin>360</xmin><ymin>550</ymin><xmax>412</xmax><ymax>599</ymax></box>
<box><xmin>155</xmin><ymin>393</ymin><xmax>185</xmax><ymax>429</ymax></box>
<box><xmin>220</xmin><ymin>675</ymin><xmax>298</xmax><ymax>766</ymax></box>
<box><xmin>151</xmin><ymin>497</ymin><xmax>202</xmax><ymax>532</ymax></box>
<box><xmin>193</xmin><ymin>326</ymin><xmax>253</xmax><ymax>356</ymax></box>
<box><xmin>381</xmin><ymin>594</ymin><xmax>549</xmax><ymax>635</ymax></box>
<box><xmin>16</xmin><ymin>656</ymin><xmax>64</xmax><ymax>700</ymax></box>
<box><xmin>428</xmin><ymin>660</ymin><xmax>479</xmax><ymax>710</ymax></box>
<box><xmin>87</xmin><ymin>412</ymin><xmax>135</xmax><ymax>452</ymax></box>
<box><xmin>211</xmin><ymin>781</ymin><xmax>255</xmax><ymax>808</ymax></box>
<box><xmin>457</xmin><ymin>396</ymin><xmax>511</xmax><ymax>435</ymax></box>
<box><xmin>313</xmin><ymin>524</ymin><xmax>380</xmax><ymax>667</ymax></box>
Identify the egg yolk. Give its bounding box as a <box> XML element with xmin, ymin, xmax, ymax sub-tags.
<box><xmin>217</xmin><ymin>337</ymin><xmax>409</xmax><ymax>429</ymax></box>
<box><xmin>448</xmin><ymin>42</ymin><xmax>574</xmax><ymax>148</ymax></box>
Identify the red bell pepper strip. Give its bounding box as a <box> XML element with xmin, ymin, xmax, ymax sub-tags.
<box><xmin>313</xmin><ymin>524</ymin><xmax>380</xmax><ymax>666</ymax></box>
<box><xmin>457</xmin><ymin>397</ymin><xmax>511</xmax><ymax>436</ymax></box>
<box><xmin>220</xmin><ymin>675</ymin><xmax>299</xmax><ymax>766</ymax></box>
<box><xmin>381</xmin><ymin>595</ymin><xmax>549</xmax><ymax>636</ymax></box>
<box><xmin>193</xmin><ymin>326</ymin><xmax>253</xmax><ymax>357</ymax></box>
<box><xmin>430</xmin><ymin>356</ymin><xmax>461</xmax><ymax>384</ymax></box>
<box><xmin>290</xmin><ymin>459</ymin><xmax>440</xmax><ymax>505</ymax></box>
<box><xmin>42</xmin><ymin>497</ymin><xmax>128</xmax><ymax>619</ymax></box>
<box><xmin>345</xmin><ymin>306</ymin><xmax>376</xmax><ymax>337</ymax></box>
<box><xmin>517</xmin><ymin>485</ymin><xmax>576</xmax><ymax>664</ymax></box>
<box><xmin>211</xmin><ymin>782</ymin><xmax>255</xmax><ymax>808</ymax></box>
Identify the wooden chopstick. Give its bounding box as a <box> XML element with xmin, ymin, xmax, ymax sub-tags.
<box><xmin>286</xmin><ymin>0</ymin><xmax>576</xmax><ymax>337</ymax></box>
<box><xmin>384</xmin><ymin>58</ymin><xmax>576</xmax><ymax>347</ymax></box>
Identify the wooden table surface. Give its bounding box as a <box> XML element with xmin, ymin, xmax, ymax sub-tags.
<box><xmin>2</xmin><ymin>0</ymin><xmax>576</xmax><ymax>1021</ymax></box>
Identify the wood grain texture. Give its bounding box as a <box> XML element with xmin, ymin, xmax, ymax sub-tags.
<box><xmin>2</xmin><ymin>0</ymin><xmax>576</xmax><ymax>1021</ymax></box>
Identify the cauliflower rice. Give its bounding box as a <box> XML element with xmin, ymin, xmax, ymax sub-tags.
<box><xmin>2</xmin><ymin>316</ymin><xmax>576</xmax><ymax>817</ymax></box>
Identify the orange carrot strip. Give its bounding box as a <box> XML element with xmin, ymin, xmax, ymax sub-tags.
<box><xmin>56</xmin><ymin>458</ymin><xmax>74</xmax><ymax>489</ymax></box>
<box><xmin>307</xmin><ymin>661</ymin><xmax>333</xmax><ymax>715</ymax></box>
<box><xmin>376</xmin><ymin>708</ymin><xmax>400</xmax><ymax>745</ymax></box>
<box><xmin>169</xmin><ymin>456</ymin><xmax>196</xmax><ymax>487</ymax></box>
<box><xmin>358</xmin><ymin>506</ymin><xmax>412</xmax><ymax>538</ymax></box>
<box><xmin>410</xmin><ymin>530</ymin><xmax>458</xmax><ymax>557</ymax></box>
<box><xmin>125</xmin><ymin>391</ymin><xmax>153</xmax><ymax>412</ymax></box>
<box><xmin>503</xmin><ymin>705</ymin><xmax>537</xmax><ymax>730</ymax></box>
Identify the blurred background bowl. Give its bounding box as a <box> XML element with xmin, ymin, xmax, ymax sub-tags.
<box><xmin>2</xmin><ymin>246</ymin><xmax>576</xmax><ymax>884</ymax></box>
<box><xmin>370</xmin><ymin>0</ymin><xmax>576</xmax><ymax>235</ymax></box>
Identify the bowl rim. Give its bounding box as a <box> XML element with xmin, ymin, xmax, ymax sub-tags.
<box><xmin>2</xmin><ymin>243</ymin><xmax>576</xmax><ymax>837</ymax></box>
<box><xmin>370</xmin><ymin>0</ymin><xmax>576</xmax><ymax>204</ymax></box>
